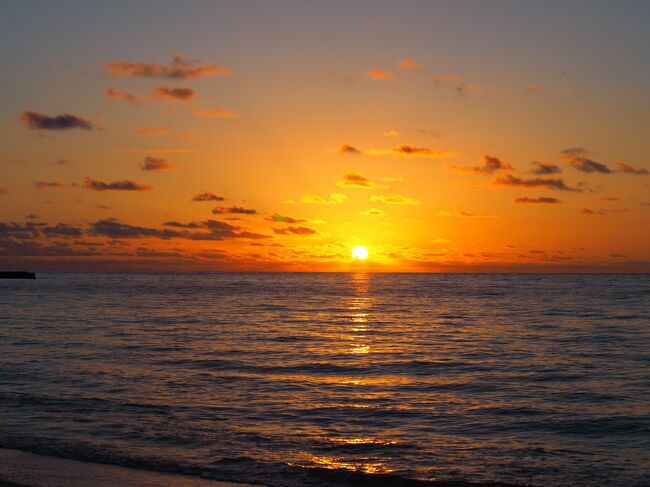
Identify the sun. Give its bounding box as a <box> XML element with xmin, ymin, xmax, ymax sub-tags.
<box><xmin>351</xmin><ymin>245</ymin><xmax>369</xmax><ymax>260</ymax></box>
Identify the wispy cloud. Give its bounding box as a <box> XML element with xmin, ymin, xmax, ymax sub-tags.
<box><xmin>360</xmin><ymin>207</ymin><xmax>385</xmax><ymax>216</ymax></box>
<box><xmin>433</xmin><ymin>74</ymin><xmax>486</xmax><ymax>96</ymax></box>
<box><xmin>616</xmin><ymin>162</ymin><xmax>648</xmax><ymax>175</ymax></box>
<box><xmin>494</xmin><ymin>174</ymin><xmax>580</xmax><ymax>192</ymax></box>
<box><xmin>134</xmin><ymin>126</ymin><xmax>170</xmax><ymax>136</ymax></box>
<box><xmin>525</xmin><ymin>85</ymin><xmax>543</xmax><ymax>94</ymax></box>
<box><xmin>192</xmin><ymin>192</ymin><xmax>225</xmax><ymax>202</ymax></box>
<box><xmin>267</xmin><ymin>213</ymin><xmax>305</xmax><ymax>224</ymax></box>
<box><xmin>140</xmin><ymin>156</ymin><xmax>175</xmax><ymax>172</ymax></box>
<box><xmin>561</xmin><ymin>148</ymin><xmax>612</xmax><ymax>174</ymax></box>
<box><xmin>299</xmin><ymin>193</ymin><xmax>347</xmax><ymax>204</ymax></box>
<box><xmin>104</xmin><ymin>54</ymin><xmax>230</xmax><ymax>80</ymax></box>
<box><xmin>368</xmin><ymin>144</ymin><xmax>456</xmax><ymax>158</ymax></box>
<box><xmin>337</xmin><ymin>171</ymin><xmax>374</xmax><ymax>189</ymax></box>
<box><xmin>452</xmin><ymin>154</ymin><xmax>513</xmax><ymax>174</ymax></box>
<box><xmin>20</xmin><ymin>111</ymin><xmax>93</xmax><ymax>131</ymax></box>
<box><xmin>82</xmin><ymin>177</ymin><xmax>152</xmax><ymax>191</ymax></box>
<box><xmin>106</xmin><ymin>87</ymin><xmax>140</xmax><ymax>104</ymax></box>
<box><xmin>273</xmin><ymin>226</ymin><xmax>318</xmax><ymax>235</ymax></box>
<box><xmin>34</xmin><ymin>181</ymin><xmax>65</xmax><ymax>189</ymax></box>
<box><xmin>514</xmin><ymin>197</ymin><xmax>562</xmax><ymax>204</ymax></box>
<box><xmin>212</xmin><ymin>206</ymin><xmax>257</xmax><ymax>215</ymax></box>
<box><xmin>367</xmin><ymin>68</ymin><xmax>395</xmax><ymax>80</ymax></box>
<box><xmin>192</xmin><ymin>107</ymin><xmax>238</xmax><ymax>118</ymax></box>
<box><xmin>531</xmin><ymin>161</ymin><xmax>562</xmax><ymax>175</ymax></box>
<box><xmin>150</xmin><ymin>85</ymin><xmax>195</xmax><ymax>102</ymax></box>
<box><xmin>371</xmin><ymin>194</ymin><xmax>421</xmax><ymax>205</ymax></box>
<box><xmin>398</xmin><ymin>59</ymin><xmax>421</xmax><ymax>72</ymax></box>
<box><xmin>338</xmin><ymin>144</ymin><xmax>362</xmax><ymax>154</ymax></box>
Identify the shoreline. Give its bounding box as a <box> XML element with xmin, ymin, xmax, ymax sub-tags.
<box><xmin>0</xmin><ymin>449</ymin><xmax>258</xmax><ymax>487</ymax></box>
<box><xmin>0</xmin><ymin>447</ymin><xmax>534</xmax><ymax>487</ymax></box>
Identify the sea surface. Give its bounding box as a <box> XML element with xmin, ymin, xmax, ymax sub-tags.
<box><xmin>1</xmin><ymin>273</ymin><xmax>649</xmax><ymax>486</ymax></box>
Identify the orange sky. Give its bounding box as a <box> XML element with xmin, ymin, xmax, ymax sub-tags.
<box><xmin>1</xmin><ymin>2</ymin><xmax>649</xmax><ymax>272</ymax></box>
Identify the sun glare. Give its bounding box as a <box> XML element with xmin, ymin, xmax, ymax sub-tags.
<box><xmin>352</xmin><ymin>245</ymin><xmax>369</xmax><ymax>260</ymax></box>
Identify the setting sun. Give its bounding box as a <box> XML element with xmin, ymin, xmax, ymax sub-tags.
<box><xmin>351</xmin><ymin>246</ymin><xmax>369</xmax><ymax>260</ymax></box>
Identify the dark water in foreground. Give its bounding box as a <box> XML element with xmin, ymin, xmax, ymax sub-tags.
<box><xmin>1</xmin><ymin>273</ymin><xmax>649</xmax><ymax>486</ymax></box>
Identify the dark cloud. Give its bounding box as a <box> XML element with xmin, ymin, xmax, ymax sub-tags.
<box><xmin>163</xmin><ymin>221</ymin><xmax>203</xmax><ymax>229</ymax></box>
<box><xmin>494</xmin><ymin>174</ymin><xmax>581</xmax><ymax>192</ymax></box>
<box><xmin>212</xmin><ymin>206</ymin><xmax>257</xmax><ymax>215</ymax></box>
<box><xmin>140</xmin><ymin>156</ymin><xmax>175</xmax><ymax>171</ymax></box>
<box><xmin>0</xmin><ymin>187</ymin><xmax>7</xmax><ymax>195</ymax></box>
<box><xmin>192</xmin><ymin>192</ymin><xmax>225</xmax><ymax>202</ymax></box>
<box><xmin>616</xmin><ymin>162</ymin><xmax>648</xmax><ymax>175</ymax></box>
<box><xmin>267</xmin><ymin>213</ymin><xmax>305</xmax><ymax>224</ymax></box>
<box><xmin>337</xmin><ymin>171</ymin><xmax>373</xmax><ymax>188</ymax></box>
<box><xmin>561</xmin><ymin>148</ymin><xmax>612</xmax><ymax>174</ymax></box>
<box><xmin>453</xmin><ymin>154</ymin><xmax>513</xmax><ymax>174</ymax></box>
<box><xmin>90</xmin><ymin>218</ymin><xmax>182</xmax><ymax>238</ymax></box>
<box><xmin>20</xmin><ymin>111</ymin><xmax>93</xmax><ymax>131</ymax></box>
<box><xmin>42</xmin><ymin>223</ymin><xmax>83</xmax><ymax>237</ymax></box>
<box><xmin>339</xmin><ymin>144</ymin><xmax>362</xmax><ymax>154</ymax></box>
<box><xmin>105</xmin><ymin>55</ymin><xmax>230</xmax><ymax>80</ymax></box>
<box><xmin>34</xmin><ymin>181</ymin><xmax>65</xmax><ymax>189</ymax></box>
<box><xmin>514</xmin><ymin>197</ymin><xmax>562</xmax><ymax>204</ymax></box>
<box><xmin>82</xmin><ymin>177</ymin><xmax>152</xmax><ymax>191</ymax></box>
<box><xmin>273</xmin><ymin>226</ymin><xmax>318</xmax><ymax>235</ymax></box>
<box><xmin>531</xmin><ymin>161</ymin><xmax>562</xmax><ymax>175</ymax></box>
<box><xmin>151</xmin><ymin>85</ymin><xmax>195</xmax><ymax>101</ymax></box>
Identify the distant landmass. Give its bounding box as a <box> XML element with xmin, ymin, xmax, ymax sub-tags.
<box><xmin>0</xmin><ymin>271</ymin><xmax>36</xmax><ymax>279</ymax></box>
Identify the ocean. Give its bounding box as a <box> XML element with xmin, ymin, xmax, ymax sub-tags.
<box><xmin>1</xmin><ymin>273</ymin><xmax>648</xmax><ymax>486</ymax></box>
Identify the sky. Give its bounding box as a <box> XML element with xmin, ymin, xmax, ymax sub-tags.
<box><xmin>1</xmin><ymin>0</ymin><xmax>649</xmax><ymax>272</ymax></box>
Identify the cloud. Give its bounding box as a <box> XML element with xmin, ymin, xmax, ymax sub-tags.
<box><xmin>273</xmin><ymin>226</ymin><xmax>318</xmax><ymax>235</ymax></box>
<box><xmin>151</xmin><ymin>85</ymin><xmax>195</xmax><ymax>102</ymax></box>
<box><xmin>368</xmin><ymin>144</ymin><xmax>455</xmax><ymax>158</ymax></box>
<box><xmin>360</xmin><ymin>207</ymin><xmax>385</xmax><ymax>216</ymax></box>
<box><xmin>192</xmin><ymin>192</ymin><xmax>225</xmax><ymax>202</ymax></box>
<box><xmin>526</xmin><ymin>85</ymin><xmax>543</xmax><ymax>94</ymax></box>
<box><xmin>338</xmin><ymin>144</ymin><xmax>362</xmax><ymax>154</ymax></box>
<box><xmin>514</xmin><ymin>197</ymin><xmax>562</xmax><ymax>204</ymax></box>
<box><xmin>433</xmin><ymin>74</ymin><xmax>486</xmax><ymax>96</ymax></box>
<box><xmin>370</xmin><ymin>194</ymin><xmax>421</xmax><ymax>205</ymax></box>
<box><xmin>494</xmin><ymin>174</ymin><xmax>580</xmax><ymax>192</ymax></box>
<box><xmin>104</xmin><ymin>54</ymin><xmax>230</xmax><ymax>80</ymax></box>
<box><xmin>382</xmin><ymin>129</ymin><xmax>399</xmax><ymax>137</ymax></box>
<box><xmin>90</xmin><ymin>218</ymin><xmax>267</xmax><ymax>241</ymax></box>
<box><xmin>0</xmin><ymin>188</ymin><xmax>6</xmax><ymax>195</ymax></box>
<box><xmin>192</xmin><ymin>107</ymin><xmax>238</xmax><ymax>118</ymax></box>
<box><xmin>42</xmin><ymin>223</ymin><xmax>84</xmax><ymax>237</ymax></box>
<box><xmin>268</xmin><ymin>213</ymin><xmax>305</xmax><ymax>224</ymax></box>
<box><xmin>367</xmin><ymin>68</ymin><xmax>395</xmax><ymax>80</ymax></box>
<box><xmin>106</xmin><ymin>87</ymin><xmax>140</xmax><ymax>104</ymax></box>
<box><xmin>82</xmin><ymin>177</ymin><xmax>152</xmax><ymax>191</ymax></box>
<box><xmin>616</xmin><ymin>162</ymin><xmax>648</xmax><ymax>175</ymax></box>
<box><xmin>134</xmin><ymin>126</ymin><xmax>170</xmax><ymax>136</ymax></box>
<box><xmin>531</xmin><ymin>161</ymin><xmax>562</xmax><ymax>175</ymax></box>
<box><xmin>34</xmin><ymin>181</ymin><xmax>65</xmax><ymax>189</ymax></box>
<box><xmin>452</xmin><ymin>154</ymin><xmax>513</xmax><ymax>174</ymax></box>
<box><xmin>581</xmin><ymin>208</ymin><xmax>606</xmax><ymax>216</ymax></box>
<box><xmin>20</xmin><ymin>111</ymin><xmax>93</xmax><ymax>130</ymax></box>
<box><xmin>140</xmin><ymin>156</ymin><xmax>175</xmax><ymax>172</ymax></box>
<box><xmin>300</xmin><ymin>193</ymin><xmax>347</xmax><ymax>204</ymax></box>
<box><xmin>337</xmin><ymin>171</ymin><xmax>374</xmax><ymax>189</ymax></box>
<box><xmin>51</xmin><ymin>159</ymin><xmax>69</xmax><ymax>165</ymax></box>
<box><xmin>398</xmin><ymin>58</ymin><xmax>421</xmax><ymax>72</ymax></box>
<box><xmin>417</xmin><ymin>129</ymin><xmax>441</xmax><ymax>137</ymax></box>
<box><xmin>560</xmin><ymin>148</ymin><xmax>612</xmax><ymax>174</ymax></box>
<box><xmin>212</xmin><ymin>206</ymin><xmax>257</xmax><ymax>215</ymax></box>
